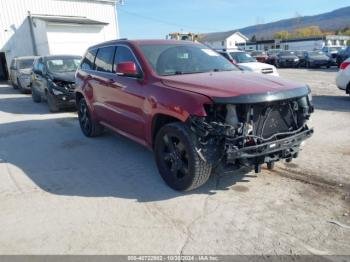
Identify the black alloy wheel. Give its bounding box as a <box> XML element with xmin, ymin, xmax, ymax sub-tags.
<box><xmin>155</xmin><ymin>122</ymin><xmax>211</xmax><ymax>191</ymax></box>
<box><xmin>78</xmin><ymin>98</ymin><xmax>103</xmax><ymax>137</ymax></box>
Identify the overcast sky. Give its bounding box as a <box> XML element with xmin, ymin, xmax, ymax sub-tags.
<box><xmin>117</xmin><ymin>0</ymin><xmax>350</xmax><ymax>39</ymax></box>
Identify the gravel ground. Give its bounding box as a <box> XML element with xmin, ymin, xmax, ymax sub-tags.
<box><xmin>0</xmin><ymin>69</ymin><xmax>349</xmax><ymax>255</ymax></box>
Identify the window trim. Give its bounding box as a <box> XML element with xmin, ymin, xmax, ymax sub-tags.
<box><xmin>82</xmin><ymin>44</ymin><xmax>144</xmax><ymax>79</ymax></box>
<box><xmin>93</xmin><ymin>46</ymin><xmax>116</xmax><ymax>73</ymax></box>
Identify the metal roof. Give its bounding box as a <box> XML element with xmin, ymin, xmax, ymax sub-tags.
<box><xmin>32</xmin><ymin>14</ymin><xmax>109</xmax><ymax>25</ymax></box>
<box><xmin>199</xmin><ymin>31</ymin><xmax>248</xmax><ymax>42</ymax></box>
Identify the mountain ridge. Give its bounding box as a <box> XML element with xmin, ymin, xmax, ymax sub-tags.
<box><xmin>205</xmin><ymin>6</ymin><xmax>350</xmax><ymax>40</ymax></box>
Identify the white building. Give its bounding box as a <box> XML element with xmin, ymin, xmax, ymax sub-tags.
<box><xmin>238</xmin><ymin>35</ymin><xmax>350</xmax><ymax>52</ymax></box>
<box><xmin>199</xmin><ymin>31</ymin><xmax>248</xmax><ymax>50</ymax></box>
<box><xmin>0</xmin><ymin>0</ymin><xmax>119</xmax><ymax>80</ymax></box>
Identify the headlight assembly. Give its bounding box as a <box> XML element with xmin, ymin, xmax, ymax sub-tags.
<box><xmin>52</xmin><ymin>88</ymin><xmax>64</xmax><ymax>95</ymax></box>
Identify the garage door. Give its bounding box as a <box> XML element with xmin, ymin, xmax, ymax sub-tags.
<box><xmin>46</xmin><ymin>24</ymin><xmax>106</xmax><ymax>56</ymax></box>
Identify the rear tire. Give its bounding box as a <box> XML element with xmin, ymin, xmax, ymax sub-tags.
<box><xmin>154</xmin><ymin>122</ymin><xmax>212</xmax><ymax>191</ymax></box>
<box><xmin>78</xmin><ymin>98</ymin><xmax>104</xmax><ymax>137</ymax></box>
<box><xmin>13</xmin><ymin>79</ymin><xmax>19</xmax><ymax>89</ymax></box>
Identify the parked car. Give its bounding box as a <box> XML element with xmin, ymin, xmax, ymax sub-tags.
<box><xmin>75</xmin><ymin>39</ymin><xmax>313</xmax><ymax>191</ymax></box>
<box><xmin>293</xmin><ymin>50</ymin><xmax>307</xmax><ymax>67</ymax></box>
<box><xmin>31</xmin><ymin>55</ymin><xmax>81</xmax><ymax>112</ymax></box>
<box><xmin>336</xmin><ymin>58</ymin><xmax>350</xmax><ymax>95</ymax></box>
<box><xmin>275</xmin><ymin>51</ymin><xmax>300</xmax><ymax>68</ymax></box>
<box><xmin>266</xmin><ymin>49</ymin><xmax>283</xmax><ymax>65</ymax></box>
<box><xmin>336</xmin><ymin>46</ymin><xmax>350</xmax><ymax>67</ymax></box>
<box><xmin>10</xmin><ymin>56</ymin><xmax>37</xmax><ymax>93</ymax></box>
<box><xmin>322</xmin><ymin>46</ymin><xmax>343</xmax><ymax>58</ymax></box>
<box><xmin>302</xmin><ymin>51</ymin><xmax>331</xmax><ymax>68</ymax></box>
<box><xmin>250</xmin><ymin>51</ymin><xmax>268</xmax><ymax>63</ymax></box>
<box><xmin>219</xmin><ymin>50</ymin><xmax>279</xmax><ymax>76</ymax></box>
<box><xmin>322</xmin><ymin>46</ymin><xmax>345</xmax><ymax>66</ymax></box>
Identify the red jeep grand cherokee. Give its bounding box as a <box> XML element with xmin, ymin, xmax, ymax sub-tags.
<box><xmin>75</xmin><ymin>39</ymin><xmax>314</xmax><ymax>191</ymax></box>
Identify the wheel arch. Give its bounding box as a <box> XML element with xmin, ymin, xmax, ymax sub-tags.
<box><xmin>151</xmin><ymin>113</ymin><xmax>182</xmax><ymax>148</ymax></box>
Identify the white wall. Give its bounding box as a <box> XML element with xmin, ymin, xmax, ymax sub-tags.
<box><xmin>225</xmin><ymin>34</ymin><xmax>247</xmax><ymax>49</ymax></box>
<box><xmin>202</xmin><ymin>33</ymin><xmax>247</xmax><ymax>50</ymax></box>
<box><xmin>283</xmin><ymin>40</ymin><xmax>324</xmax><ymax>51</ymax></box>
<box><xmin>0</xmin><ymin>0</ymin><xmax>118</xmax><ymax>69</ymax></box>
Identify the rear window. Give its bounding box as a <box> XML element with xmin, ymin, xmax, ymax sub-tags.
<box><xmin>81</xmin><ymin>49</ymin><xmax>98</xmax><ymax>70</ymax></box>
<box><xmin>95</xmin><ymin>46</ymin><xmax>116</xmax><ymax>73</ymax></box>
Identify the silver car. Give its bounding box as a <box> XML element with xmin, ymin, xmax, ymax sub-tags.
<box><xmin>10</xmin><ymin>56</ymin><xmax>37</xmax><ymax>92</ymax></box>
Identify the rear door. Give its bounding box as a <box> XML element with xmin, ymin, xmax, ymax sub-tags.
<box><xmin>89</xmin><ymin>46</ymin><xmax>117</xmax><ymax>123</ymax></box>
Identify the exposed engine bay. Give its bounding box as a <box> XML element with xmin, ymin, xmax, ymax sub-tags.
<box><xmin>189</xmin><ymin>95</ymin><xmax>314</xmax><ymax>172</ymax></box>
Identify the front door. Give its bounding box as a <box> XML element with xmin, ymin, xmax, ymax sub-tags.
<box><xmin>107</xmin><ymin>45</ymin><xmax>146</xmax><ymax>141</ymax></box>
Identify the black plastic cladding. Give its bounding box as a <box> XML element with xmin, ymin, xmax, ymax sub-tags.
<box><xmin>212</xmin><ymin>86</ymin><xmax>310</xmax><ymax>104</ymax></box>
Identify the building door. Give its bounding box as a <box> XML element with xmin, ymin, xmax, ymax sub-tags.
<box><xmin>46</xmin><ymin>24</ymin><xmax>104</xmax><ymax>56</ymax></box>
<box><xmin>0</xmin><ymin>52</ymin><xmax>9</xmax><ymax>81</ymax></box>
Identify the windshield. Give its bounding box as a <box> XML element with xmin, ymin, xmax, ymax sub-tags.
<box><xmin>279</xmin><ymin>51</ymin><xmax>296</xmax><ymax>56</ymax></box>
<box><xmin>46</xmin><ymin>58</ymin><xmax>80</xmax><ymax>73</ymax></box>
<box><xmin>18</xmin><ymin>59</ymin><xmax>34</xmax><ymax>69</ymax></box>
<box><xmin>229</xmin><ymin>52</ymin><xmax>256</xmax><ymax>63</ymax></box>
<box><xmin>139</xmin><ymin>44</ymin><xmax>238</xmax><ymax>76</ymax></box>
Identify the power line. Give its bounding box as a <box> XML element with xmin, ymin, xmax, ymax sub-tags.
<box><xmin>118</xmin><ymin>8</ymin><xmax>220</xmax><ymax>32</ymax></box>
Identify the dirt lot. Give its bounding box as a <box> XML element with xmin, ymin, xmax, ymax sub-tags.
<box><xmin>0</xmin><ymin>68</ymin><xmax>349</xmax><ymax>255</ymax></box>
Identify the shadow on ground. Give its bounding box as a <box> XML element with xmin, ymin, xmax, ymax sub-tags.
<box><xmin>312</xmin><ymin>95</ymin><xmax>350</xmax><ymax>112</ymax></box>
<box><xmin>0</xmin><ymin>83</ymin><xmax>76</xmax><ymax>114</ymax></box>
<box><xmin>0</xmin><ymin>116</ymin><xmax>252</xmax><ymax>202</ymax></box>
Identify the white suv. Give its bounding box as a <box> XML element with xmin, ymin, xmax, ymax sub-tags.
<box><xmin>336</xmin><ymin>58</ymin><xmax>350</xmax><ymax>95</ymax></box>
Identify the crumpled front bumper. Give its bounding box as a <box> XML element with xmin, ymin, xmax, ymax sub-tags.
<box><xmin>226</xmin><ymin>128</ymin><xmax>314</xmax><ymax>162</ymax></box>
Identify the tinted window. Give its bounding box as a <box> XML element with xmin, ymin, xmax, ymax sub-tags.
<box><xmin>33</xmin><ymin>58</ymin><xmax>44</xmax><ymax>74</ymax></box>
<box><xmin>114</xmin><ymin>46</ymin><xmax>140</xmax><ymax>72</ymax></box>
<box><xmin>81</xmin><ymin>49</ymin><xmax>97</xmax><ymax>70</ymax></box>
<box><xmin>95</xmin><ymin>46</ymin><xmax>115</xmax><ymax>73</ymax></box>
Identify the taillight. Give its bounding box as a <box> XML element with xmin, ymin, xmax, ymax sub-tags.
<box><xmin>340</xmin><ymin>61</ymin><xmax>350</xmax><ymax>70</ymax></box>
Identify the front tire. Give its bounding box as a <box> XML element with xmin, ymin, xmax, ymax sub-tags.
<box><xmin>78</xmin><ymin>98</ymin><xmax>104</xmax><ymax>137</ymax></box>
<box><xmin>154</xmin><ymin>122</ymin><xmax>212</xmax><ymax>191</ymax></box>
<box><xmin>47</xmin><ymin>91</ymin><xmax>60</xmax><ymax>113</ymax></box>
<box><xmin>31</xmin><ymin>87</ymin><xmax>41</xmax><ymax>103</ymax></box>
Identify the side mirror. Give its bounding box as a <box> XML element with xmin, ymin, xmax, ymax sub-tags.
<box><xmin>116</xmin><ymin>61</ymin><xmax>139</xmax><ymax>77</ymax></box>
<box><xmin>33</xmin><ymin>69</ymin><xmax>43</xmax><ymax>75</ymax></box>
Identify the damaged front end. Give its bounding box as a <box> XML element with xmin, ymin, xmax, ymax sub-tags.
<box><xmin>189</xmin><ymin>87</ymin><xmax>314</xmax><ymax>173</ymax></box>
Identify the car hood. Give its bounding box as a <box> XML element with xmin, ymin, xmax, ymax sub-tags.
<box><xmin>309</xmin><ymin>56</ymin><xmax>329</xmax><ymax>60</ymax></box>
<box><xmin>19</xmin><ymin>68</ymin><xmax>32</xmax><ymax>75</ymax></box>
<box><xmin>48</xmin><ymin>71</ymin><xmax>75</xmax><ymax>82</ymax></box>
<box><xmin>160</xmin><ymin>71</ymin><xmax>305</xmax><ymax>101</ymax></box>
<box><xmin>238</xmin><ymin>62</ymin><xmax>275</xmax><ymax>72</ymax></box>
<box><xmin>279</xmin><ymin>55</ymin><xmax>298</xmax><ymax>60</ymax></box>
